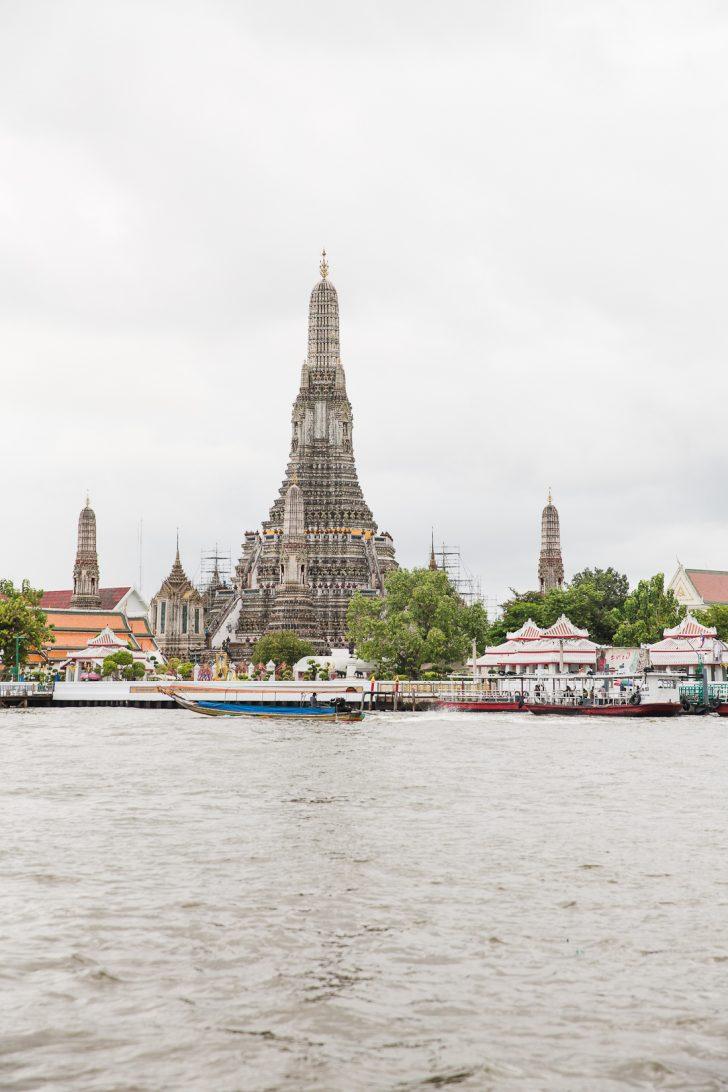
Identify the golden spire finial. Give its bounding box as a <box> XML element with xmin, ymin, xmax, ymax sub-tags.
<box><xmin>548</xmin><ymin>487</ymin><xmax>553</xmax><ymax>506</ymax></box>
<box><xmin>320</xmin><ymin>248</ymin><xmax>329</xmax><ymax>279</ymax></box>
<box><xmin>86</xmin><ymin>491</ymin><xmax>90</xmax><ymax>508</ymax></box>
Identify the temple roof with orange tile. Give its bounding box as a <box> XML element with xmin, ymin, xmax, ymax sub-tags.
<box><xmin>29</xmin><ymin>608</ymin><xmax>159</xmax><ymax>664</ymax></box>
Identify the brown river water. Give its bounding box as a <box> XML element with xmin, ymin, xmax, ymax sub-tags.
<box><xmin>1</xmin><ymin>707</ymin><xmax>727</xmax><ymax>1091</ymax></box>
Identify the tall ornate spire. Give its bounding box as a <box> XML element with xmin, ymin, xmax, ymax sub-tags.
<box><xmin>538</xmin><ymin>490</ymin><xmax>564</xmax><ymax>594</ymax></box>
<box><xmin>429</xmin><ymin>530</ymin><xmax>438</xmax><ymax>571</ymax></box>
<box><xmin>168</xmin><ymin>533</ymin><xmax>188</xmax><ymax>586</ymax></box>
<box><xmin>307</xmin><ymin>251</ymin><xmax>340</xmax><ymax>368</ymax></box>
<box><xmin>71</xmin><ymin>496</ymin><xmax>101</xmax><ymax>608</ymax></box>
<box><xmin>266</xmin><ymin>252</ymin><xmax>373</xmax><ymax>531</ymax></box>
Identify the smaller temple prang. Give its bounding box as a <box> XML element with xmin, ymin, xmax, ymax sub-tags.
<box><xmin>150</xmin><ymin>540</ymin><xmax>206</xmax><ymax>660</ymax></box>
<box><xmin>71</xmin><ymin>496</ymin><xmax>101</xmax><ymax>609</ymax></box>
<box><xmin>538</xmin><ymin>490</ymin><xmax>564</xmax><ymax>594</ymax></box>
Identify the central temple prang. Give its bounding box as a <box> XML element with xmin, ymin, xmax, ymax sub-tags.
<box><xmin>210</xmin><ymin>254</ymin><xmax>396</xmax><ymax>656</ymax></box>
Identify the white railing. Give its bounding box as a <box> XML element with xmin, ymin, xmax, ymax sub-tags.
<box><xmin>0</xmin><ymin>682</ymin><xmax>53</xmax><ymax>697</ymax></box>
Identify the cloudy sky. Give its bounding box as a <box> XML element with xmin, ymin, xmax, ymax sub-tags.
<box><xmin>2</xmin><ymin>0</ymin><xmax>727</xmax><ymax>610</ymax></box>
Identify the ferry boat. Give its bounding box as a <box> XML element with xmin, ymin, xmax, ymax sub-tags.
<box><xmin>525</xmin><ymin>674</ymin><xmax>682</xmax><ymax>717</ymax></box>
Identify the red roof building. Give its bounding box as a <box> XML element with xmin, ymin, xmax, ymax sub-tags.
<box><xmin>41</xmin><ymin>587</ymin><xmax>133</xmax><ymax>611</ymax></box>
<box><xmin>668</xmin><ymin>564</ymin><xmax>728</xmax><ymax>611</ymax></box>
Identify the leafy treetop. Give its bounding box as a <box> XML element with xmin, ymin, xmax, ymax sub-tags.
<box><xmin>489</xmin><ymin>567</ymin><xmax>631</xmax><ymax>646</ymax></box>
<box><xmin>346</xmin><ymin>567</ymin><xmax>490</xmax><ymax>678</ymax></box>
<box><xmin>252</xmin><ymin>632</ymin><xmax>314</xmax><ymax>666</ymax></box>
<box><xmin>694</xmin><ymin>604</ymin><xmax>728</xmax><ymax>642</ymax></box>
<box><xmin>0</xmin><ymin>579</ymin><xmax>54</xmax><ymax>676</ymax></box>
<box><xmin>611</xmin><ymin>573</ymin><xmax>683</xmax><ymax>646</ymax></box>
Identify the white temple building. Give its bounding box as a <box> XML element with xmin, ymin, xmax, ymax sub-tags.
<box><xmin>474</xmin><ymin>615</ymin><xmax>599</xmax><ymax>677</ymax></box>
<box><xmin>646</xmin><ymin>615</ymin><xmax>726</xmax><ymax>680</ymax></box>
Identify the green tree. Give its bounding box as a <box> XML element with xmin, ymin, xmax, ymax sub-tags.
<box><xmin>122</xmin><ymin>662</ymin><xmax>146</xmax><ymax>681</ymax></box>
<box><xmin>570</xmin><ymin>567</ymin><xmax>629</xmax><ymax>610</ymax></box>
<box><xmin>693</xmin><ymin>604</ymin><xmax>728</xmax><ymax>642</ymax></box>
<box><xmin>489</xmin><ymin>567</ymin><xmax>630</xmax><ymax>646</ymax></box>
<box><xmin>252</xmin><ymin>631</ymin><xmax>314</xmax><ymax>666</ymax></box>
<box><xmin>611</xmin><ymin>573</ymin><xmax>683</xmax><ymax>646</ymax></box>
<box><xmin>102</xmin><ymin>650</ymin><xmax>135</xmax><ymax>677</ymax></box>
<box><xmin>486</xmin><ymin>590</ymin><xmax>546</xmax><ymax>645</ymax></box>
<box><xmin>177</xmin><ymin>661</ymin><xmax>194</xmax><ymax>679</ymax></box>
<box><xmin>346</xmin><ymin>567</ymin><xmax>485</xmax><ymax>677</ymax></box>
<box><xmin>0</xmin><ymin>580</ymin><xmax>54</xmax><ymax>677</ymax></box>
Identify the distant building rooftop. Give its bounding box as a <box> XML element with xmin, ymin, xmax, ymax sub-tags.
<box><xmin>669</xmin><ymin>564</ymin><xmax>728</xmax><ymax>609</ymax></box>
<box><xmin>41</xmin><ymin>587</ymin><xmax>132</xmax><ymax>610</ymax></box>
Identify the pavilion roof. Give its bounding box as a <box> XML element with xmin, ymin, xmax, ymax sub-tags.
<box><xmin>65</xmin><ymin>626</ymin><xmax>134</xmax><ymax>661</ymax></box>
<box><xmin>663</xmin><ymin>614</ymin><xmax>717</xmax><ymax>639</ymax></box>
<box><xmin>505</xmin><ymin>618</ymin><xmax>544</xmax><ymax>641</ymax></box>
<box><xmin>477</xmin><ymin>614</ymin><xmax>596</xmax><ymax>668</ymax></box>
<box><xmin>541</xmin><ymin>614</ymin><xmax>590</xmax><ymax>640</ymax></box>
<box><xmin>648</xmin><ymin>638</ymin><xmax>726</xmax><ymax>666</ymax></box>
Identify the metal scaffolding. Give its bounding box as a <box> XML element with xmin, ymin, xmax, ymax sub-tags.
<box><xmin>435</xmin><ymin>543</ymin><xmax>485</xmax><ymax>610</ymax></box>
<box><xmin>198</xmin><ymin>544</ymin><xmax>232</xmax><ymax>595</ymax></box>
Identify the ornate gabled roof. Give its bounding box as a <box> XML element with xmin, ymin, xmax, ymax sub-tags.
<box><xmin>541</xmin><ymin>614</ymin><xmax>590</xmax><ymax>639</ymax></box>
<box><xmin>663</xmin><ymin>613</ymin><xmax>717</xmax><ymax>639</ymax></box>
<box><xmin>506</xmin><ymin>618</ymin><xmax>544</xmax><ymax>641</ymax></box>
<box><xmin>154</xmin><ymin>541</ymin><xmax>202</xmax><ymax>602</ymax></box>
<box><xmin>88</xmin><ymin>626</ymin><xmax>127</xmax><ymax>648</ymax></box>
<box><xmin>167</xmin><ymin>543</ymin><xmax>187</xmax><ymax>586</ymax></box>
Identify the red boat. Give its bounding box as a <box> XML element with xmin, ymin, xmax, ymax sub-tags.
<box><xmin>436</xmin><ymin>697</ymin><xmax>525</xmax><ymax>713</ymax></box>
<box><xmin>525</xmin><ymin>700</ymin><xmax>680</xmax><ymax>717</ymax></box>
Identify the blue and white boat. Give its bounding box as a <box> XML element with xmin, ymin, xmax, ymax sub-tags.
<box><xmin>167</xmin><ymin>689</ymin><xmax>364</xmax><ymax>721</ymax></box>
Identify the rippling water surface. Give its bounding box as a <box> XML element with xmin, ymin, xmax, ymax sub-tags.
<box><xmin>2</xmin><ymin>708</ymin><xmax>728</xmax><ymax>1090</ymax></box>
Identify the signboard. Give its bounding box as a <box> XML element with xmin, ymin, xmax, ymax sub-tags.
<box><xmin>600</xmin><ymin>647</ymin><xmax>645</xmax><ymax>675</ymax></box>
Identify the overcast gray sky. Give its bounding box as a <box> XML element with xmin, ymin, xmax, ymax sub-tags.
<box><xmin>1</xmin><ymin>0</ymin><xmax>727</xmax><ymax>609</ymax></box>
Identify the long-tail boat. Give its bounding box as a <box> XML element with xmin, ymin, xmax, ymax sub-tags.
<box><xmin>166</xmin><ymin>689</ymin><xmax>364</xmax><ymax>721</ymax></box>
